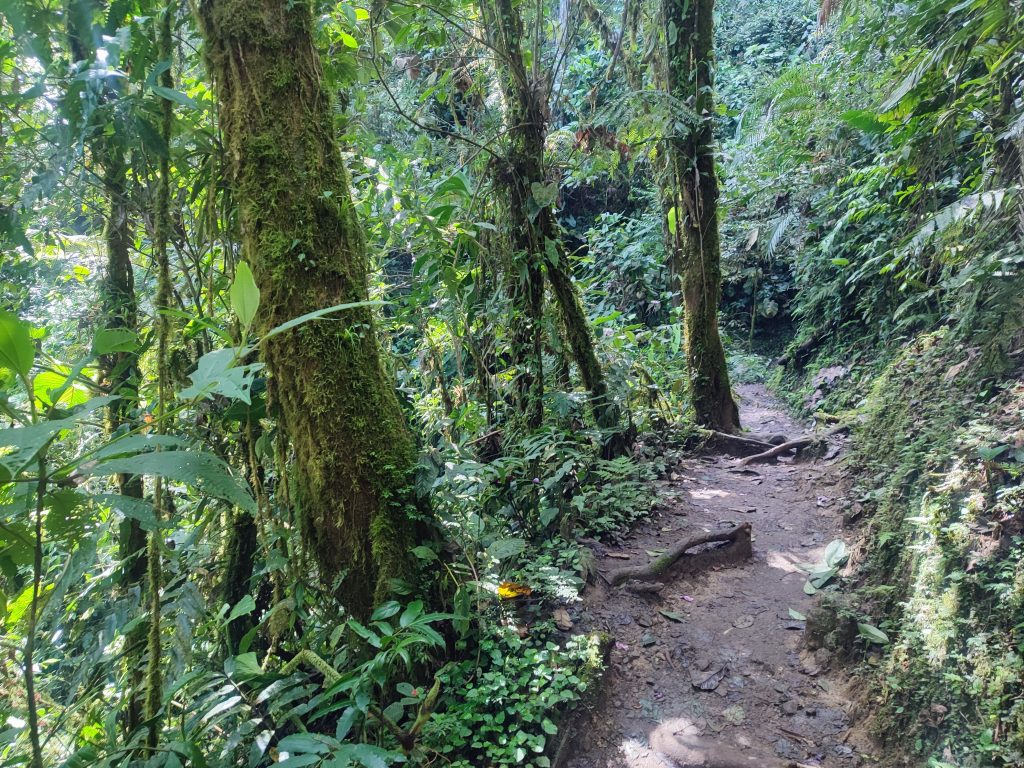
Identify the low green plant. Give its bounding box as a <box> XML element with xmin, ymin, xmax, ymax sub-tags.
<box><xmin>425</xmin><ymin>628</ymin><xmax>604</xmax><ymax>767</ymax></box>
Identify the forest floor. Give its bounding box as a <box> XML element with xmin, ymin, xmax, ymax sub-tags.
<box><xmin>563</xmin><ymin>384</ymin><xmax>875</xmax><ymax>768</ymax></box>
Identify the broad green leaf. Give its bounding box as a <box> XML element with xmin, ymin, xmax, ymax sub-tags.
<box><xmin>91</xmin><ymin>434</ymin><xmax>190</xmax><ymax>461</ymax></box>
<box><xmin>399</xmin><ymin>600</ymin><xmax>423</xmax><ymax>628</ymax></box>
<box><xmin>277</xmin><ymin>734</ymin><xmax>333</xmax><ymax>754</ymax></box>
<box><xmin>0</xmin><ymin>311</ymin><xmax>34</xmax><ymax>376</ymax></box>
<box><xmin>227</xmin><ymin>595</ymin><xmax>256</xmax><ymax>622</ymax></box>
<box><xmin>432</xmin><ymin>172</ymin><xmax>472</xmax><ymax>200</ymax></box>
<box><xmin>411</xmin><ymin>545</ymin><xmax>437</xmax><ymax>561</ymax></box>
<box><xmin>152</xmin><ymin>84</ymin><xmax>201</xmax><ymax>110</ymax></box>
<box><xmin>92</xmin><ymin>327</ymin><xmax>139</xmax><ymax>355</ymax></box>
<box><xmin>58</xmin><ymin>745</ymin><xmax>100</xmax><ymax>768</ymax></box>
<box><xmin>230</xmin><ymin>262</ymin><xmax>260</xmax><ymax>330</ymax></box>
<box><xmin>487</xmin><ymin>537</ymin><xmax>525</xmax><ymax>561</ymax></box>
<box><xmin>529</xmin><ymin>181</ymin><xmax>558</xmax><ymax>207</ymax></box>
<box><xmin>857</xmin><ymin>622</ymin><xmax>890</xmax><ymax>645</ymax></box>
<box><xmin>84</xmin><ymin>450</ymin><xmax>256</xmax><ymax>513</ymax></box>
<box><xmin>840</xmin><ymin>109</ymin><xmax>887</xmax><ymax>134</ymax></box>
<box><xmin>348</xmin><ymin>744</ymin><xmax>395</xmax><ymax>768</ymax></box>
<box><xmin>371</xmin><ymin>600</ymin><xmax>401</xmax><ymax>621</ymax></box>
<box><xmin>275</xmin><ymin>757</ymin><xmax>320</xmax><ymax>768</ymax></box>
<box><xmin>823</xmin><ymin>539</ymin><xmax>848</xmax><ymax>568</ymax></box>
<box><xmin>225</xmin><ymin>651</ymin><xmax>262</xmax><ymax>680</ymax></box>
<box><xmin>335</xmin><ymin>706</ymin><xmax>358</xmax><ymax>740</ymax></box>
<box><xmin>43</xmin><ymin>489</ymin><xmax>92</xmax><ymax>539</ymax></box>
<box><xmin>177</xmin><ymin>348</ymin><xmax>263</xmax><ymax>404</ymax></box>
<box><xmin>0</xmin><ymin>397</ymin><xmax>114</xmax><ymax>476</ymax></box>
<box><xmin>33</xmin><ymin>370</ymin><xmax>89</xmax><ymax>408</ymax></box>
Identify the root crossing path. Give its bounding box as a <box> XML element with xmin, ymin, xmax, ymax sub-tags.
<box><xmin>565</xmin><ymin>385</ymin><xmax>871</xmax><ymax>768</ymax></box>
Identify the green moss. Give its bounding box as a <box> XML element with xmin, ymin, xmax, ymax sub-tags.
<box><xmin>198</xmin><ymin>0</ymin><xmax>422</xmax><ymax>618</ymax></box>
<box><xmin>801</xmin><ymin>328</ymin><xmax>1024</xmax><ymax>764</ymax></box>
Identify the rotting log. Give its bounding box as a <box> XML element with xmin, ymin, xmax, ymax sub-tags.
<box><xmin>604</xmin><ymin>523</ymin><xmax>752</xmax><ymax>585</ymax></box>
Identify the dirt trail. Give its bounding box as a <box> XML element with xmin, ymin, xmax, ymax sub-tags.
<box><xmin>565</xmin><ymin>384</ymin><xmax>870</xmax><ymax>768</ymax></box>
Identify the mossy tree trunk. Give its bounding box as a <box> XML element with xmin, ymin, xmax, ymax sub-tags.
<box><xmin>197</xmin><ymin>0</ymin><xmax>419</xmax><ymax>618</ymax></box>
<box><xmin>482</xmin><ymin>0</ymin><xmax>626</xmax><ymax>454</ymax></box>
<box><xmin>663</xmin><ymin>0</ymin><xmax>740</xmax><ymax>432</ymax></box>
<box><xmin>67</xmin><ymin>7</ymin><xmax>148</xmax><ymax>735</ymax></box>
<box><xmin>100</xmin><ymin>148</ymin><xmax>149</xmax><ymax>736</ymax></box>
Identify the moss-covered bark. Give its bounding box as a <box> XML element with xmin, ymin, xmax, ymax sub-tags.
<box><xmin>663</xmin><ymin>0</ymin><xmax>740</xmax><ymax>432</ymax></box>
<box><xmin>197</xmin><ymin>0</ymin><xmax>419</xmax><ymax>618</ymax></box>
<box><xmin>482</xmin><ymin>0</ymin><xmax>625</xmax><ymax>452</ymax></box>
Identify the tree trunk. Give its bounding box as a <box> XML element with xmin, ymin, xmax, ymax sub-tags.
<box><xmin>663</xmin><ymin>0</ymin><xmax>740</xmax><ymax>432</ymax></box>
<box><xmin>483</xmin><ymin>0</ymin><xmax>626</xmax><ymax>453</ymax></box>
<box><xmin>68</xmin><ymin>8</ymin><xmax>148</xmax><ymax>736</ymax></box>
<box><xmin>197</xmin><ymin>0</ymin><xmax>420</xmax><ymax>618</ymax></box>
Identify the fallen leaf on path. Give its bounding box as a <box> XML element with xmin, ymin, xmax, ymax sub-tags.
<box><xmin>691</xmin><ymin>665</ymin><xmax>728</xmax><ymax>691</ymax></box>
<box><xmin>641</xmin><ymin>632</ymin><xmax>657</xmax><ymax>647</ymax></box>
<box><xmin>733</xmin><ymin>615</ymin><xmax>755</xmax><ymax>629</ymax></box>
<box><xmin>659</xmin><ymin>610</ymin><xmax>685</xmax><ymax>623</ymax></box>
<box><xmin>722</xmin><ymin>705</ymin><xmax>746</xmax><ymax>725</ymax></box>
<box><xmin>607</xmin><ymin>552</ymin><xmax>631</xmax><ymax>560</ymax></box>
<box><xmin>497</xmin><ymin>581</ymin><xmax>532</xmax><ymax>599</ymax></box>
<box><xmin>789</xmin><ymin>608</ymin><xmax>807</xmax><ymax>620</ymax></box>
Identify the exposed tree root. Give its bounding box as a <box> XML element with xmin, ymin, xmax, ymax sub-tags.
<box><xmin>604</xmin><ymin>523</ymin><xmax>752</xmax><ymax>585</ymax></box>
<box><xmin>737</xmin><ymin>436</ymin><xmax>816</xmax><ymax>466</ymax></box>
<box><xmin>702</xmin><ymin>430</ymin><xmax>777</xmax><ymax>457</ymax></box>
<box><xmin>737</xmin><ymin>424</ymin><xmax>851</xmax><ymax>466</ymax></box>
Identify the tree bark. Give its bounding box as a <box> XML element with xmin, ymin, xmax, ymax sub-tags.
<box><xmin>197</xmin><ymin>0</ymin><xmax>420</xmax><ymax>618</ymax></box>
<box><xmin>663</xmin><ymin>0</ymin><xmax>740</xmax><ymax>432</ymax></box>
<box><xmin>482</xmin><ymin>0</ymin><xmax>626</xmax><ymax>453</ymax></box>
<box><xmin>67</xmin><ymin>8</ymin><xmax>148</xmax><ymax>736</ymax></box>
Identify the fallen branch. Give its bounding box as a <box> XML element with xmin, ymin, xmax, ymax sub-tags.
<box><xmin>605</xmin><ymin>523</ymin><xmax>752</xmax><ymax>585</ymax></box>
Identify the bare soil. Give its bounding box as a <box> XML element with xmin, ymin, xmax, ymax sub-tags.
<box><xmin>563</xmin><ymin>384</ymin><xmax>874</xmax><ymax>768</ymax></box>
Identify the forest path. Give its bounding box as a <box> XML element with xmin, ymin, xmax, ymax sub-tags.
<box><xmin>564</xmin><ymin>384</ymin><xmax>870</xmax><ymax>768</ymax></box>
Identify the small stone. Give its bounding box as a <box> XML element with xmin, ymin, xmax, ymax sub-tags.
<box><xmin>782</xmin><ymin>699</ymin><xmax>800</xmax><ymax>715</ymax></box>
<box><xmin>774</xmin><ymin>738</ymin><xmax>803</xmax><ymax>760</ymax></box>
<box><xmin>637</xmin><ymin>615</ymin><xmax>654</xmax><ymax>628</ymax></box>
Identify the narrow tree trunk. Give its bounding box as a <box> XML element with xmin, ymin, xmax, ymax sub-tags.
<box><xmin>663</xmin><ymin>0</ymin><xmax>740</xmax><ymax>432</ymax></box>
<box><xmin>483</xmin><ymin>0</ymin><xmax>626</xmax><ymax>452</ymax></box>
<box><xmin>100</xmin><ymin>145</ymin><xmax>149</xmax><ymax>739</ymax></box>
<box><xmin>197</xmin><ymin>0</ymin><xmax>420</xmax><ymax>618</ymax></box>
<box><xmin>67</xmin><ymin>8</ymin><xmax>148</xmax><ymax>736</ymax></box>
